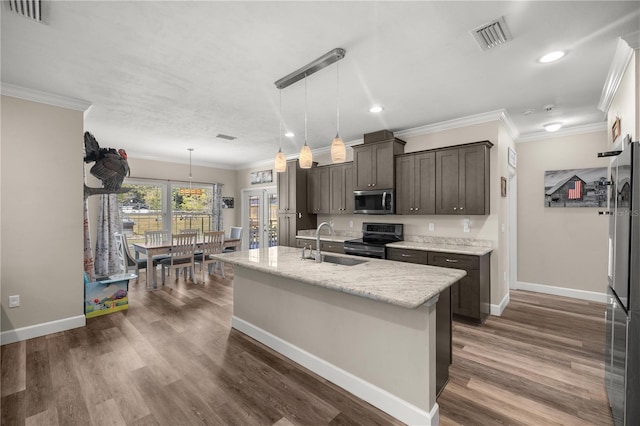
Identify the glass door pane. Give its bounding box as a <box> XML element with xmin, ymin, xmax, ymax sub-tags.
<box><xmin>248</xmin><ymin>194</ymin><xmax>261</xmax><ymax>249</ymax></box>
<box><xmin>243</xmin><ymin>188</ymin><xmax>278</xmax><ymax>249</ymax></box>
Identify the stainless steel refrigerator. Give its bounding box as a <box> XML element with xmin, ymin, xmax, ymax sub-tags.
<box><xmin>605</xmin><ymin>137</ymin><xmax>639</xmax><ymax>426</ymax></box>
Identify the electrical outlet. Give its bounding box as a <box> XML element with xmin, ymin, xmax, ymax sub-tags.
<box><xmin>463</xmin><ymin>218</ymin><xmax>470</xmax><ymax>233</ymax></box>
<box><xmin>9</xmin><ymin>295</ymin><xmax>20</xmax><ymax>308</ymax></box>
<box><xmin>349</xmin><ymin>220</ymin><xmax>353</xmax><ymax>228</ymax></box>
<box><xmin>429</xmin><ymin>223</ymin><xmax>435</xmax><ymax>232</ymax></box>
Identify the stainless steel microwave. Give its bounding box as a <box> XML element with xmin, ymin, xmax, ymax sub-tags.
<box><xmin>354</xmin><ymin>190</ymin><xmax>395</xmax><ymax>214</ymax></box>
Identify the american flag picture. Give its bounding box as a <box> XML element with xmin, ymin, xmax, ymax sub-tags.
<box><xmin>568</xmin><ymin>180</ymin><xmax>582</xmax><ymax>199</ymax></box>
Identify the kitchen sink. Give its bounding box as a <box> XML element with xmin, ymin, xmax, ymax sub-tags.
<box><xmin>322</xmin><ymin>255</ymin><xmax>368</xmax><ymax>266</ymax></box>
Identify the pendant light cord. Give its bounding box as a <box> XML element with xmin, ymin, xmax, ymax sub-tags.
<box><xmin>336</xmin><ymin>61</ymin><xmax>340</xmax><ymax>136</ymax></box>
<box><xmin>279</xmin><ymin>90</ymin><xmax>283</xmax><ymax>150</ymax></box>
<box><xmin>304</xmin><ymin>74</ymin><xmax>308</xmax><ymax>145</ymax></box>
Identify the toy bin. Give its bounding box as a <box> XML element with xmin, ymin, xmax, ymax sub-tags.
<box><xmin>84</xmin><ymin>273</ymin><xmax>136</xmax><ymax>318</ymax></box>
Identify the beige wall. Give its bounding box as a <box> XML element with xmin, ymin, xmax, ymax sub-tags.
<box><xmin>1</xmin><ymin>96</ymin><xmax>85</xmax><ymax>333</ymax></box>
<box><xmin>517</xmin><ymin>131</ymin><xmax>609</xmax><ymax>294</ymax></box>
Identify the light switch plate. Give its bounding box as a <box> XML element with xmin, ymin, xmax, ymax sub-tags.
<box><xmin>9</xmin><ymin>295</ymin><xmax>20</xmax><ymax>308</ymax></box>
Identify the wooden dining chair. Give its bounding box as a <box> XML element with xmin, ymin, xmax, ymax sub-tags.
<box><xmin>223</xmin><ymin>226</ymin><xmax>243</xmax><ymax>252</ymax></box>
<box><xmin>145</xmin><ymin>230</ymin><xmax>169</xmax><ymax>245</ymax></box>
<box><xmin>180</xmin><ymin>229</ymin><xmax>199</xmax><ymax>236</ymax></box>
<box><xmin>159</xmin><ymin>233</ymin><xmax>197</xmax><ymax>285</ymax></box>
<box><xmin>114</xmin><ymin>232</ymin><xmax>155</xmax><ymax>286</ymax></box>
<box><xmin>195</xmin><ymin>231</ymin><xmax>225</xmax><ymax>281</ymax></box>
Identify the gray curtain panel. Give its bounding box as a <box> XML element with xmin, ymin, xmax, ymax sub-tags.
<box><xmin>94</xmin><ymin>193</ymin><xmax>123</xmax><ymax>276</ymax></box>
<box><xmin>212</xmin><ymin>183</ymin><xmax>223</xmax><ymax>232</ymax></box>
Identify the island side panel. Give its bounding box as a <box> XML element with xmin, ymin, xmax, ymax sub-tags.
<box><xmin>232</xmin><ymin>265</ymin><xmax>438</xmax><ymax>424</ymax></box>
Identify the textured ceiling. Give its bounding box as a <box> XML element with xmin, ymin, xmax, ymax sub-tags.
<box><xmin>2</xmin><ymin>1</ymin><xmax>639</xmax><ymax>169</ymax></box>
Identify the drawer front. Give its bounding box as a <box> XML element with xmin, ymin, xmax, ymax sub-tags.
<box><xmin>296</xmin><ymin>239</ymin><xmax>312</xmax><ymax>248</ymax></box>
<box><xmin>428</xmin><ymin>252</ymin><xmax>479</xmax><ymax>270</ymax></box>
<box><xmin>321</xmin><ymin>241</ymin><xmax>344</xmax><ymax>254</ymax></box>
<box><xmin>387</xmin><ymin>248</ymin><xmax>429</xmax><ymax>265</ymax></box>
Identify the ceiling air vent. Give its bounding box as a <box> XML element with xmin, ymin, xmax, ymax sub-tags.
<box><xmin>472</xmin><ymin>17</ymin><xmax>512</xmax><ymax>51</ymax></box>
<box><xmin>7</xmin><ymin>0</ymin><xmax>43</xmax><ymax>22</ymax></box>
<box><xmin>216</xmin><ymin>134</ymin><xmax>236</xmax><ymax>141</ymax></box>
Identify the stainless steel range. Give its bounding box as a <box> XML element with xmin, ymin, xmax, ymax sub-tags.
<box><xmin>344</xmin><ymin>222</ymin><xmax>403</xmax><ymax>259</ymax></box>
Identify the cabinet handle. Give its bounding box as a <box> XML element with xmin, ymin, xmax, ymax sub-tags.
<box><xmin>401</xmin><ymin>254</ymin><xmax>412</xmax><ymax>257</ymax></box>
<box><xmin>415</xmin><ymin>207</ymin><xmax>419</xmax><ymax>211</ymax></box>
<box><xmin>372</xmin><ymin>183</ymin><xmax>376</xmax><ymax>187</ymax></box>
<box><xmin>298</xmin><ymin>213</ymin><xmax>302</xmax><ymax>219</ymax></box>
<box><xmin>453</xmin><ymin>207</ymin><xmax>457</xmax><ymax>211</ymax></box>
<box><xmin>410</xmin><ymin>207</ymin><xmax>414</xmax><ymax>211</ymax></box>
<box><xmin>445</xmin><ymin>259</ymin><xmax>458</xmax><ymax>263</ymax></box>
<box><xmin>460</xmin><ymin>207</ymin><xmax>464</xmax><ymax>210</ymax></box>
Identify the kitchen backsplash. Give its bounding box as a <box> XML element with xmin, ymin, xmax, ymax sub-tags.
<box><xmin>297</xmin><ymin>228</ymin><xmax>492</xmax><ymax>248</ymax></box>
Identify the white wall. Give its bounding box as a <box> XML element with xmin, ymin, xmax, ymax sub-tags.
<box><xmin>1</xmin><ymin>96</ymin><xmax>85</xmax><ymax>339</ymax></box>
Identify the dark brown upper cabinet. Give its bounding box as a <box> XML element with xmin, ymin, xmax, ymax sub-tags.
<box><xmin>396</xmin><ymin>151</ymin><xmax>436</xmax><ymax>215</ymax></box>
<box><xmin>435</xmin><ymin>141</ymin><xmax>492</xmax><ymax>215</ymax></box>
<box><xmin>330</xmin><ymin>163</ymin><xmax>354</xmax><ymax>214</ymax></box>
<box><xmin>353</xmin><ymin>139</ymin><xmax>405</xmax><ymax>190</ymax></box>
<box><xmin>307</xmin><ymin>166</ymin><xmax>330</xmax><ymax>214</ymax></box>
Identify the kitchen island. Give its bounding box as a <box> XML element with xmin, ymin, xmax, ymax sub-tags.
<box><xmin>213</xmin><ymin>246</ymin><xmax>466</xmax><ymax>425</ymax></box>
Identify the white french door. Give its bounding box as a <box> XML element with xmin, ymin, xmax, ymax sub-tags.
<box><xmin>241</xmin><ymin>187</ymin><xmax>278</xmax><ymax>249</ymax></box>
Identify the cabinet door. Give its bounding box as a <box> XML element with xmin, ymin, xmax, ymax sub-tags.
<box><xmin>374</xmin><ymin>142</ymin><xmax>394</xmax><ymax>189</ymax></box>
<box><xmin>318</xmin><ymin>167</ymin><xmax>330</xmax><ymax>213</ymax></box>
<box><xmin>395</xmin><ymin>156</ymin><xmax>414</xmax><ymax>215</ymax></box>
<box><xmin>344</xmin><ymin>164</ymin><xmax>354</xmax><ymax>214</ymax></box>
<box><xmin>307</xmin><ymin>168</ymin><xmax>319</xmax><ymax>214</ymax></box>
<box><xmin>277</xmin><ymin>168</ymin><xmax>290</xmax><ymax>213</ymax></box>
<box><xmin>436</xmin><ymin>148</ymin><xmax>460</xmax><ymax>214</ymax></box>
<box><xmin>277</xmin><ymin>214</ymin><xmax>290</xmax><ymax>246</ymax></box>
<box><xmin>321</xmin><ymin>241</ymin><xmax>344</xmax><ymax>254</ymax></box>
<box><xmin>353</xmin><ymin>145</ymin><xmax>374</xmax><ymax>190</ymax></box>
<box><xmin>451</xmin><ymin>270</ymin><xmax>480</xmax><ymax>319</ymax></box>
<box><xmin>415</xmin><ymin>152</ymin><xmax>436</xmax><ymax>215</ymax></box>
<box><xmin>330</xmin><ymin>164</ymin><xmax>353</xmax><ymax>214</ymax></box>
<box><xmin>459</xmin><ymin>145</ymin><xmax>487</xmax><ymax>215</ymax></box>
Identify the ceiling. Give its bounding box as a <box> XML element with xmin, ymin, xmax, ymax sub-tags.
<box><xmin>2</xmin><ymin>1</ymin><xmax>639</xmax><ymax>169</ymax></box>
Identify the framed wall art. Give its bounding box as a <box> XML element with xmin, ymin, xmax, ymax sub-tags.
<box><xmin>508</xmin><ymin>147</ymin><xmax>517</xmax><ymax>168</ymax></box>
<box><xmin>544</xmin><ymin>167</ymin><xmax>608</xmax><ymax>207</ymax></box>
<box><xmin>222</xmin><ymin>197</ymin><xmax>234</xmax><ymax>208</ymax></box>
<box><xmin>250</xmin><ymin>169</ymin><xmax>273</xmax><ymax>185</ymax></box>
<box><xmin>612</xmin><ymin>117</ymin><xmax>621</xmax><ymax>143</ymax></box>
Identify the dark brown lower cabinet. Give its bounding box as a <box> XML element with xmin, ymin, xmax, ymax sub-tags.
<box><xmin>427</xmin><ymin>251</ymin><xmax>491</xmax><ymax>324</ymax></box>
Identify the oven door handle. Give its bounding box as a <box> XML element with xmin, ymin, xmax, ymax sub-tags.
<box><xmin>382</xmin><ymin>192</ymin><xmax>387</xmax><ymax>210</ymax></box>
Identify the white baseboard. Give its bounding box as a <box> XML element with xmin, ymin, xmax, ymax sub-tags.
<box><xmin>490</xmin><ymin>292</ymin><xmax>510</xmax><ymax>316</ymax></box>
<box><xmin>1</xmin><ymin>315</ymin><xmax>86</xmax><ymax>345</ymax></box>
<box><xmin>232</xmin><ymin>316</ymin><xmax>438</xmax><ymax>426</ymax></box>
<box><xmin>514</xmin><ymin>281</ymin><xmax>607</xmax><ymax>303</ymax></box>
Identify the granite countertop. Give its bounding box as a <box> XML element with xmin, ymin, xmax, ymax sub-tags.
<box><xmin>213</xmin><ymin>246</ymin><xmax>466</xmax><ymax>309</ymax></box>
<box><xmin>386</xmin><ymin>241</ymin><xmax>493</xmax><ymax>256</ymax></box>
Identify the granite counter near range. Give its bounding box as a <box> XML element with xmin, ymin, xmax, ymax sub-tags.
<box><xmin>213</xmin><ymin>246</ymin><xmax>466</xmax><ymax>425</ymax></box>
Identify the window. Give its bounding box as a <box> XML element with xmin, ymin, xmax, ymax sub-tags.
<box><xmin>117</xmin><ymin>179</ymin><xmax>215</xmax><ymax>244</ymax></box>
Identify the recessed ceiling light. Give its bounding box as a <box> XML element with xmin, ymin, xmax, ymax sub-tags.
<box><xmin>539</xmin><ymin>51</ymin><xmax>565</xmax><ymax>63</ymax></box>
<box><xmin>543</xmin><ymin>122</ymin><xmax>563</xmax><ymax>132</ymax></box>
<box><xmin>285</xmin><ymin>132</ymin><xmax>294</xmax><ymax>138</ymax></box>
<box><xmin>369</xmin><ymin>105</ymin><xmax>383</xmax><ymax>113</ymax></box>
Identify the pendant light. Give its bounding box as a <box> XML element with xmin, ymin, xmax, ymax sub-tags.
<box><xmin>299</xmin><ymin>75</ymin><xmax>313</xmax><ymax>169</ymax></box>
<box><xmin>331</xmin><ymin>61</ymin><xmax>346</xmax><ymax>163</ymax></box>
<box><xmin>274</xmin><ymin>89</ymin><xmax>287</xmax><ymax>173</ymax></box>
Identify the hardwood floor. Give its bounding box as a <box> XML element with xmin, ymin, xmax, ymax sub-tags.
<box><xmin>1</xmin><ymin>267</ymin><xmax>613</xmax><ymax>426</ymax></box>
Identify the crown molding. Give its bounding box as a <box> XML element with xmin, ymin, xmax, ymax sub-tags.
<box><xmin>622</xmin><ymin>31</ymin><xmax>640</xmax><ymax>50</ymax></box>
<box><xmin>516</xmin><ymin>122</ymin><xmax>607</xmax><ymax>143</ymax></box>
<box><xmin>598</xmin><ymin>38</ymin><xmax>634</xmax><ymax>113</ymax></box>
<box><xmin>1</xmin><ymin>83</ymin><xmax>92</xmax><ymax>111</ymax></box>
<box><xmin>395</xmin><ymin>109</ymin><xmax>519</xmax><ymax>141</ymax></box>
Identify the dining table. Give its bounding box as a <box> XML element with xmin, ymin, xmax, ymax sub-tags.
<box><xmin>132</xmin><ymin>238</ymin><xmax>241</xmax><ymax>288</ymax></box>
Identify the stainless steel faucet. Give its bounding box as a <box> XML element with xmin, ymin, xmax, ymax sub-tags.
<box><xmin>315</xmin><ymin>222</ymin><xmax>333</xmax><ymax>263</ymax></box>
